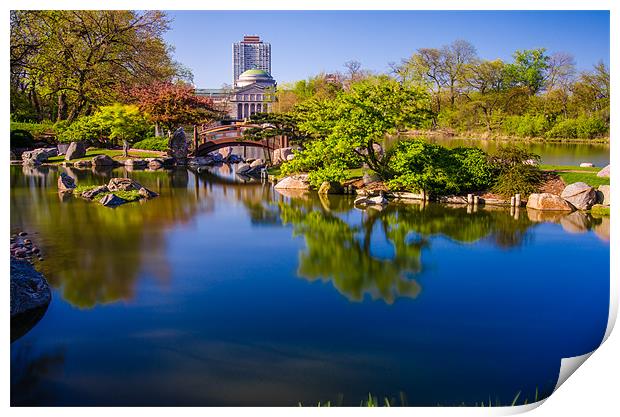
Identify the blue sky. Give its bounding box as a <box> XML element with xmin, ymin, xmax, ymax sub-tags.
<box><xmin>163</xmin><ymin>10</ymin><xmax>610</xmax><ymax>88</ymax></box>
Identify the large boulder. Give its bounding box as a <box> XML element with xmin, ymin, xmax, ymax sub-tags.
<box><xmin>526</xmin><ymin>193</ymin><xmax>575</xmax><ymax>211</ymax></box>
<box><xmin>11</xmin><ymin>258</ymin><xmax>51</xmax><ymax>319</ymax></box>
<box><xmin>274</xmin><ymin>174</ymin><xmax>310</xmax><ymax>190</ymax></box>
<box><xmin>596</xmin><ymin>185</ymin><xmax>610</xmax><ymax>206</ymax></box>
<box><xmin>99</xmin><ymin>193</ymin><xmax>127</xmax><ymax>207</ymax></box>
<box><xmin>107</xmin><ymin>177</ymin><xmax>142</xmax><ymax>192</ymax></box>
<box><xmin>81</xmin><ymin>185</ymin><xmax>109</xmax><ymax>200</ymax></box>
<box><xmin>561</xmin><ymin>182</ymin><xmax>597</xmax><ymax>210</ymax></box>
<box><xmin>579</xmin><ymin>162</ymin><xmax>595</xmax><ymax>168</ymax></box>
<box><xmin>74</xmin><ymin>159</ymin><xmax>92</xmax><ymax>168</ymax></box>
<box><xmin>354</xmin><ymin>194</ymin><xmax>388</xmax><ymax>207</ymax></box>
<box><xmin>250</xmin><ymin>159</ymin><xmax>264</xmax><ymax>168</ymax></box>
<box><xmin>21</xmin><ymin>148</ymin><xmax>57</xmax><ymax>165</ymax></box>
<box><xmin>237</xmin><ymin>162</ymin><xmax>252</xmax><ymax>174</ymax></box>
<box><xmin>318</xmin><ymin>181</ymin><xmax>344</xmax><ymax>195</ymax></box>
<box><xmin>168</xmin><ymin>127</ymin><xmax>188</xmax><ymax>163</ymax></box>
<box><xmin>65</xmin><ymin>141</ymin><xmax>87</xmax><ymax>160</ymax></box>
<box><xmin>57</xmin><ymin>172</ymin><xmax>76</xmax><ymax>192</ymax></box>
<box><xmin>273</xmin><ymin>147</ymin><xmax>295</xmax><ymax>164</ymax></box>
<box><xmin>597</xmin><ymin>164</ymin><xmax>610</xmax><ymax>178</ymax></box>
<box><xmin>147</xmin><ymin>159</ymin><xmax>164</xmax><ymax>170</ymax></box>
<box><xmin>92</xmin><ymin>154</ymin><xmax>115</xmax><ymax>166</ymax></box>
<box><xmin>188</xmin><ymin>156</ymin><xmax>214</xmax><ymax>166</ymax></box>
<box><xmin>560</xmin><ymin>211</ymin><xmax>591</xmax><ymax>234</ymax></box>
<box><xmin>124</xmin><ymin>159</ymin><xmax>147</xmax><ymax>168</ymax></box>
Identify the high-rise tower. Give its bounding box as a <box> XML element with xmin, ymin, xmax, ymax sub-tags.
<box><xmin>232</xmin><ymin>35</ymin><xmax>271</xmax><ymax>87</ymax></box>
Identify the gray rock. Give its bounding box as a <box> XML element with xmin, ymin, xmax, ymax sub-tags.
<box><xmin>161</xmin><ymin>157</ymin><xmax>175</xmax><ymax>166</ymax></box>
<box><xmin>561</xmin><ymin>182</ymin><xmax>597</xmax><ymax>210</ymax></box>
<box><xmin>237</xmin><ymin>162</ymin><xmax>252</xmax><ymax>174</ymax></box>
<box><xmin>209</xmin><ymin>151</ymin><xmax>224</xmax><ymax>163</ymax></box>
<box><xmin>188</xmin><ymin>156</ymin><xmax>213</xmax><ymax>166</ymax></box>
<box><xmin>354</xmin><ymin>194</ymin><xmax>388</xmax><ymax>207</ymax></box>
<box><xmin>92</xmin><ymin>154</ymin><xmax>115</xmax><ymax>166</ymax></box>
<box><xmin>124</xmin><ymin>158</ymin><xmax>147</xmax><ymax>167</ymax></box>
<box><xmin>526</xmin><ymin>193</ymin><xmax>575</xmax><ymax>211</ymax></box>
<box><xmin>250</xmin><ymin>159</ymin><xmax>264</xmax><ymax>168</ymax></box>
<box><xmin>11</xmin><ymin>258</ymin><xmax>51</xmax><ymax>319</ymax></box>
<box><xmin>21</xmin><ymin>148</ymin><xmax>58</xmax><ymax>164</ymax></box>
<box><xmin>597</xmin><ymin>164</ymin><xmax>610</xmax><ymax>178</ymax></box>
<box><xmin>560</xmin><ymin>211</ymin><xmax>591</xmax><ymax>234</ymax></box>
<box><xmin>579</xmin><ymin>162</ymin><xmax>595</xmax><ymax>168</ymax></box>
<box><xmin>318</xmin><ymin>181</ymin><xmax>344</xmax><ymax>195</ymax></box>
<box><xmin>65</xmin><ymin>142</ymin><xmax>86</xmax><ymax>160</ymax></box>
<box><xmin>274</xmin><ymin>174</ymin><xmax>310</xmax><ymax>190</ymax></box>
<box><xmin>81</xmin><ymin>185</ymin><xmax>109</xmax><ymax>200</ymax></box>
<box><xmin>107</xmin><ymin>177</ymin><xmax>142</xmax><ymax>192</ymax></box>
<box><xmin>286</xmin><ymin>154</ymin><xmax>295</xmax><ymax>161</ymax></box>
<box><xmin>148</xmin><ymin>159</ymin><xmax>164</xmax><ymax>169</ymax></box>
<box><xmin>168</xmin><ymin>127</ymin><xmax>189</xmax><ymax>163</ymax></box>
<box><xmin>596</xmin><ymin>185</ymin><xmax>610</xmax><ymax>206</ymax></box>
<box><xmin>57</xmin><ymin>172</ymin><xmax>76</xmax><ymax>191</ymax></box>
<box><xmin>99</xmin><ymin>193</ymin><xmax>127</xmax><ymax>207</ymax></box>
<box><xmin>138</xmin><ymin>187</ymin><xmax>159</xmax><ymax>199</ymax></box>
<box><xmin>74</xmin><ymin>159</ymin><xmax>92</xmax><ymax>168</ymax></box>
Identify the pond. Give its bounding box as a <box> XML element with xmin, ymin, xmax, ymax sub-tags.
<box><xmin>10</xmin><ymin>163</ymin><xmax>609</xmax><ymax>406</ymax></box>
<box><xmin>422</xmin><ymin>136</ymin><xmax>610</xmax><ymax>167</ymax></box>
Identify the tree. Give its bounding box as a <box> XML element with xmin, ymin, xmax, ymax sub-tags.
<box><xmin>10</xmin><ymin>10</ymin><xmax>184</xmax><ymax>122</ymax></box>
<box><xmin>504</xmin><ymin>49</ymin><xmax>550</xmax><ymax>95</ymax></box>
<box><xmin>127</xmin><ymin>82</ymin><xmax>221</xmax><ymax>133</ymax></box>
<box><xmin>282</xmin><ymin>76</ymin><xmax>432</xmax><ymax>186</ymax></box>
<box><xmin>94</xmin><ymin>104</ymin><xmax>150</xmax><ymax>156</ymax></box>
<box><xmin>242</xmin><ymin>113</ymin><xmax>309</xmax><ymax>144</ymax></box>
<box><xmin>441</xmin><ymin>40</ymin><xmax>478</xmax><ymax>107</ymax></box>
<box><xmin>462</xmin><ymin>59</ymin><xmax>508</xmax><ymax>130</ymax></box>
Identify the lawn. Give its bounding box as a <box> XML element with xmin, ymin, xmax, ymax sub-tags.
<box><xmin>47</xmin><ymin>148</ymin><xmax>164</xmax><ymax>163</ymax></box>
<box><xmin>540</xmin><ymin>164</ymin><xmax>609</xmax><ymax>187</ymax></box>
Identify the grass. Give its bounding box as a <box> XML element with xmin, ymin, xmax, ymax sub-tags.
<box><xmin>540</xmin><ymin>164</ymin><xmax>610</xmax><ymax>187</ymax></box>
<box><xmin>590</xmin><ymin>205</ymin><xmax>611</xmax><ymax>216</ymax></box>
<box><xmin>47</xmin><ymin>148</ymin><xmax>163</xmax><ymax>163</ymax></box>
<box><xmin>73</xmin><ymin>184</ymin><xmax>143</xmax><ymax>202</ymax></box>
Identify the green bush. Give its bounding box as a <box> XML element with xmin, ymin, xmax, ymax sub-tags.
<box><xmin>10</xmin><ymin>121</ymin><xmax>56</xmax><ymax>140</ymax></box>
<box><xmin>132</xmin><ymin>137</ymin><xmax>169</xmax><ymax>151</ymax></box>
<box><xmin>385</xmin><ymin>139</ymin><xmax>494</xmax><ymax>196</ymax></box>
<box><xmin>10</xmin><ymin>129</ymin><xmax>34</xmax><ymax>148</ymax></box>
<box><xmin>490</xmin><ymin>144</ymin><xmax>543</xmax><ymax>196</ymax></box>
<box><xmin>56</xmin><ymin>115</ymin><xmax>104</xmax><ymax>143</ymax></box>
<box><xmin>546</xmin><ymin>116</ymin><xmax>608</xmax><ymax>139</ymax></box>
<box><xmin>502</xmin><ymin>114</ymin><xmax>551</xmax><ymax>137</ymax></box>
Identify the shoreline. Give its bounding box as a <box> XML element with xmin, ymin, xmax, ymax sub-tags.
<box><xmin>400</xmin><ymin>130</ymin><xmax>610</xmax><ymax>145</ymax></box>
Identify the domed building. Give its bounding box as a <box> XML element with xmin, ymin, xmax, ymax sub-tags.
<box><xmin>229</xmin><ymin>69</ymin><xmax>277</xmax><ymax>119</ymax></box>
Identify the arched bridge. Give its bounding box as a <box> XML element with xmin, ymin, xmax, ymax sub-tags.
<box><xmin>193</xmin><ymin>124</ymin><xmax>289</xmax><ymax>157</ymax></box>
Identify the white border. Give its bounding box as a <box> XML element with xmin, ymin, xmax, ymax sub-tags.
<box><xmin>3</xmin><ymin>1</ymin><xmax>617</xmax><ymax>416</ymax></box>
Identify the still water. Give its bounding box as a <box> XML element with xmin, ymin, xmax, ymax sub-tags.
<box><xmin>10</xmin><ymin>162</ymin><xmax>609</xmax><ymax>406</ymax></box>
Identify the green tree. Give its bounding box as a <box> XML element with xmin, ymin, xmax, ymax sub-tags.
<box><xmin>504</xmin><ymin>49</ymin><xmax>550</xmax><ymax>95</ymax></box>
<box><xmin>94</xmin><ymin>104</ymin><xmax>150</xmax><ymax>156</ymax></box>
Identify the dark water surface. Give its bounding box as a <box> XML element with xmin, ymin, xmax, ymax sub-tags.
<box><xmin>10</xmin><ymin>163</ymin><xmax>609</xmax><ymax>406</ymax></box>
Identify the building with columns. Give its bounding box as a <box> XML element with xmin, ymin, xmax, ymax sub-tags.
<box><xmin>229</xmin><ymin>69</ymin><xmax>276</xmax><ymax>119</ymax></box>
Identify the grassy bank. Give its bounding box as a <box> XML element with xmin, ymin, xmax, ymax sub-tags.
<box><xmin>403</xmin><ymin>130</ymin><xmax>610</xmax><ymax>144</ymax></box>
<box><xmin>47</xmin><ymin>148</ymin><xmax>164</xmax><ymax>164</ymax></box>
<box><xmin>540</xmin><ymin>164</ymin><xmax>609</xmax><ymax>187</ymax></box>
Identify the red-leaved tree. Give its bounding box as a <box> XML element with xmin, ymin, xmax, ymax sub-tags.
<box><xmin>126</xmin><ymin>81</ymin><xmax>221</xmax><ymax>133</ymax></box>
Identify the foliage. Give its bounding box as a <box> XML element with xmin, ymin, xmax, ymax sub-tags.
<box><xmin>10</xmin><ymin>10</ymin><xmax>184</xmax><ymax>122</ymax></box>
<box><xmin>590</xmin><ymin>205</ymin><xmax>610</xmax><ymax>216</ymax></box>
<box><xmin>47</xmin><ymin>148</ymin><xmax>161</xmax><ymax>163</ymax></box>
<box><xmin>502</xmin><ymin>114</ymin><xmax>551</xmax><ymax>137</ymax></box>
<box><xmin>132</xmin><ymin>137</ymin><xmax>169</xmax><ymax>151</ymax></box>
<box><xmin>10</xmin><ymin>130</ymin><xmax>34</xmax><ymax>148</ymax></box>
<box><xmin>281</xmin><ymin>76</ymin><xmax>433</xmax><ymax>186</ymax></box>
<box><xmin>242</xmin><ymin>112</ymin><xmax>309</xmax><ymax>144</ymax></box>
<box><xmin>56</xmin><ymin>114</ymin><xmax>105</xmax><ymax>143</ymax></box>
<box><xmin>125</xmin><ymin>81</ymin><xmax>220</xmax><ymax>131</ymax></box>
<box><xmin>490</xmin><ymin>145</ymin><xmax>543</xmax><ymax>196</ymax></box>
<box><xmin>10</xmin><ymin>120</ymin><xmax>56</xmax><ymax>139</ymax></box>
<box><xmin>385</xmin><ymin>139</ymin><xmax>495</xmax><ymax>195</ymax></box>
<box><xmin>545</xmin><ymin>115</ymin><xmax>608</xmax><ymax>139</ymax></box>
<box><xmin>504</xmin><ymin>49</ymin><xmax>550</xmax><ymax>94</ymax></box>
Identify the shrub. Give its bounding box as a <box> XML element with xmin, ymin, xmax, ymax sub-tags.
<box><xmin>490</xmin><ymin>144</ymin><xmax>543</xmax><ymax>196</ymax></box>
<box><xmin>10</xmin><ymin>129</ymin><xmax>34</xmax><ymax>148</ymax></box>
<box><xmin>546</xmin><ymin>116</ymin><xmax>608</xmax><ymax>139</ymax></box>
<box><xmin>10</xmin><ymin>121</ymin><xmax>56</xmax><ymax>140</ymax></box>
<box><xmin>132</xmin><ymin>137</ymin><xmax>169</xmax><ymax>151</ymax></box>
<box><xmin>502</xmin><ymin>114</ymin><xmax>551</xmax><ymax>137</ymax></box>
<box><xmin>385</xmin><ymin>139</ymin><xmax>495</xmax><ymax>196</ymax></box>
<box><xmin>56</xmin><ymin>115</ymin><xmax>104</xmax><ymax>143</ymax></box>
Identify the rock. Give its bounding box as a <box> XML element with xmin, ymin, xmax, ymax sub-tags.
<box><xmin>65</xmin><ymin>141</ymin><xmax>87</xmax><ymax>160</ymax></box>
<box><xmin>209</xmin><ymin>151</ymin><xmax>224</xmax><ymax>163</ymax></box>
<box><xmin>354</xmin><ymin>194</ymin><xmax>388</xmax><ymax>206</ymax></box>
<box><xmin>245</xmin><ymin>158</ymin><xmax>256</xmax><ymax>164</ymax></box>
<box><xmin>138</xmin><ymin>187</ymin><xmax>158</xmax><ymax>199</ymax></box>
<box><xmin>596</xmin><ymin>185</ymin><xmax>610</xmax><ymax>206</ymax></box>
<box><xmin>81</xmin><ymin>185</ymin><xmax>109</xmax><ymax>200</ymax></box>
<box><xmin>124</xmin><ymin>159</ymin><xmax>147</xmax><ymax>168</ymax></box>
<box><xmin>593</xmin><ymin>216</ymin><xmax>610</xmax><ymax>242</ymax></box>
<box><xmin>250</xmin><ymin>159</ymin><xmax>264</xmax><ymax>168</ymax></box>
<box><xmin>237</xmin><ymin>163</ymin><xmax>252</xmax><ymax>174</ymax></box>
<box><xmin>10</xmin><ymin>258</ymin><xmax>51</xmax><ymax>319</ymax></box>
<box><xmin>318</xmin><ymin>181</ymin><xmax>344</xmax><ymax>195</ymax></box>
<box><xmin>74</xmin><ymin>159</ymin><xmax>92</xmax><ymax>168</ymax></box>
<box><xmin>99</xmin><ymin>193</ymin><xmax>127</xmax><ymax>207</ymax></box>
<box><xmin>219</xmin><ymin>146</ymin><xmax>233</xmax><ymax>159</ymax></box>
<box><xmin>57</xmin><ymin>172</ymin><xmax>76</xmax><ymax>191</ymax></box>
<box><xmin>227</xmin><ymin>154</ymin><xmax>242</xmax><ymax>163</ymax></box>
<box><xmin>579</xmin><ymin>162</ymin><xmax>595</xmax><ymax>168</ymax></box>
<box><xmin>161</xmin><ymin>157</ymin><xmax>175</xmax><ymax>166</ymax></box>
<box><xmin>272</xmin><ymin>147</ymin><xmax>295</xmax><ymax>164</ymax></box>
<box><xmin>274</xmin><ymin>174</ymin><xmax>310</xmax><ymax>190</ymax></box>
<box><xmin>168</xmin><ymin>127</ymin><xmax>188</xmax><ymax>163</ymax></box>
<box><xmin>560</xmin><ymin>211</ymin><xmax>591</xmax><ymax>234</ymax></box>
<box><xmin>286</xmin><ymin>154</ymin><xmax>295</xmax><ymax>161</ymax></box>
<box><xmin>21</xmin><ymin>148</ymin><xmax>58</xmax><ymax>164</ymax></box>
<box><xmin>18</xmin><ymin>232</ymin><xmax>27</xmax><ymax>237</ymax></box>
<box><xmin>596</xmin><ymin>165</ymin><xmax>610</xmax><ymax>178</ymax></box>
<box><xmin>188</xmin><ymin>156</ymin><xmax>213</xmax><ymax>166</ymax></box>
<box><xmin>561</xmin><ymin>182</ymin><xmax>597</xmax><ymax>210</ymax></box>
<box><xmin>148</xmin><ymin>159</ymin><xmax>164</xmax><ymax>169</ymax></box>
<box><xmin>107</xmin><ymin>177</ymin><xmax>142</xmax><ymax>192</ymax></box>
<box><xmin>92</xmin><ymin>154</ymin><xmax>115</xmax><ymax>166</ymax></box>
<box><xmin>526</xmin><ymin>193</ymin><xmax>575</xmax><ymax>211</ymax></box>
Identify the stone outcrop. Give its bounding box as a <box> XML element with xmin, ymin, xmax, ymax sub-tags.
<box><xmin>354</xmin><ymin>194</ymin><xmax>388</xmax><ymax>207</ymax></box>
<box><xmin>99</xmin><ymin>193</ymin><xmax>127</xmax><ymax>207</ymax></box>
<box><xmin>74</xmin><ymin>159</ymin><xmax>92</xmax><ymax>168</ymax></box>
<box><xmin>561</xmin><ymin>182</ymin><xmax>597</xmax><ymax>210</ymax></box>
<box><xmin>168</xmin><ymin>127</ymin><xmax>189</xmax><ymax>164</ymax></box>
<box><xmin>596</xmin><ymin>185</ymin><xmax>610</xmax><ymax>206</ymax></box>
<box><xmin>11</xmin><ymin>258</ymin><xmax>51</xmax><ymax>319</ymax></box>
<box><xmin>21</xmin><ymin>148</ymin><xmax>58</xmax><ymax>165</ymax></box>
<box><xmin>124</xmin><ymin>159</ymin><xmax>147</xmax><ymax>168</ymax></box>
<box><xmin>81</xmin><ymin>185</ymin><xmax>109</xmax><ymax>200</ymax></box>
<box><xmin>92</xmin><ymin>154</ymin><xmax>115</xmax><ymax>166</ymax></box>
<box><xmin>597</xmin><ymin>164</ymin><xmax>610</xmax><ymax>178</ymax></box>
<box><xmin>272</xmin><ymin>147</ymin><xmax>294</xmax><ymax>165</ymax></box>
<box><xmin>57</xmin><ymin>172</ymin><xmax>76</xmax><ymax>192</ymax></box>
<box><xmin>274</xmin><ymin>174</ymin><xmax>310</xmax><ymax>190</ymax></box>
<box><xmin>579</xmin><ymin>162</ymin><xmax>595</xmax><ymax>168</ymax></box>
<box><xmin>65</xmin><ymin>142</ymin><xmax>86</xmax><ymax>160</ymax></box>
<box><xmin>147</xmin><ymin>158</ymin><xmax>164</xmax><ymax>169</ymax></box>
<box><xmin>526</xmin><ymin>193</ymin><xmax>575</xmax><ymax>211</ymax></box>
<box><xmin>318</xmin><ymin>181</ymin><xmax>344</xmax><ymax>195</ymax></box>
<box><xmin>107</xmin><ymin>177</ymin><xmax>142</xmax><ymax>192</ymax></box>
